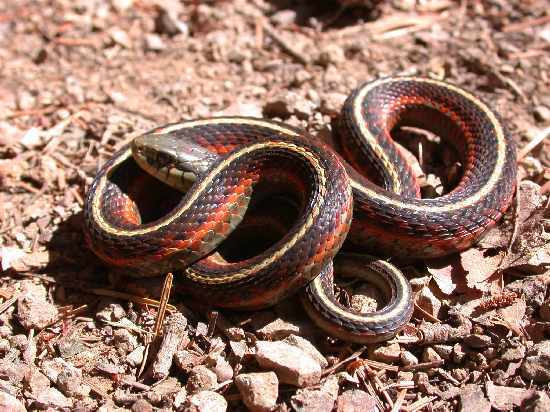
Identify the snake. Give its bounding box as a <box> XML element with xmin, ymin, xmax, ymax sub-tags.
<box><xmin>83</xmin><ymin>77</ymin><xmax>517</xmax><ymax>343</ymax></box>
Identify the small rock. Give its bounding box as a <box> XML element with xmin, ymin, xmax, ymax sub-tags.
<box><xmin>127</xmin><ymin>346</ymin><xmax>146</xmax><ymax>367</ymax></box>
<box><xmin>108</xmin><ymin>27</ymin><xmax>132</xmax><ymax>48</ymax></box>
<box><xmin>320</xmin><ymin>92</ymin><xmax>347</xmax><ymax>116</ymax></box>
<box><xmin>173</xmin><ymin>387</ymin><xmax>187</xmax><ymax>409</ymax></box>
<box><xmin>0</xmin><ymin>325</ymin><xmax>11</xmax><ymax>338</ymax></box>
<box><xmin>451</xmin><ymin>368</ymin><xmax>469</xmax><ymax>382</ymax></box>
<box><xmin>540</xmin><ymin>300</ymin><xmax>550</xmax><ymax>321</ymax></box>
<box><xmin>317</xmin><ymin>44</ymin><xmax>346</xmax><ymax>67</ymax></box>
<box><xmin>291</xmin><ymin>388</ymin><xmax>335</xmax><ymax>412</ymax></box>
<box><xmin>507</xmin><ymin>278</ymin><xmax>547</xmax><ymax>308</ymax></box>
<box><xmin>0</xmin><ymin>360</ymin><xmax>30</xmax><ymax>384</ymax></box>
<box><xmin>256</xmin><ymin>318</ymin><xmax>301</xmax><ymax>340</ymax></box>
<box><xmin>400</xmin><ymin>350</ymin><xmax>419</xmax><ymax>366</ymax></box>
<box><xmin>155</xmin><ymin>8</ymin><xmax>188</xmax><ymax>36</ymax></box>
<box><xmin>270</xmin><ymin>9</ymin><xmax>297</xmax><ymax>27</ymax></box>
<box><xmin>195</xmin><ymin>322</ymin><xmax>208</xmax><ymax>337</ymax></box>
<box><xmin>255</xmin><ymin>340</ymin><xmax>321</xmax><ymax>387</ymax></box>
<box><xmin>336</xmin><ymin>389</ymin><xmax>377</xmax><ymax>412</ymax></box>
<box><xmin>397</xmin><ymin>371</ymin><xmax>414</xmax><ymax>381</ymax></box>
<box><xmin>225</xmin><ymin>327</ymin><xmax>246</xmax><ymax>341</ymax></box>
<box><xmin>208</xmin><ymin>355</ymin><xmax>233</xmax><ymax>382</ymax></box>
<box><xmin>417</xmin><ymin>286</ymin><xmax>442</xmax><ymax>319</ymax></box>
<box><xmin>9</xmin><ymin>334</ymin><xmax>27</xmax><ymax>349</ymax></box>
<box><xmin>57</xmin><ymin>336</ymin><xmax>86</xmax><ymax>358</ymax></box>
<box><xmin>459</xmin><ymin>384</ymin><xmax>491</xmax><ymax>412</ymax></box>
<box><xmin>533</xmin><ymin>106</ymin><xmax>550</xmax><ymax>123</ymax></box>
<box><xmin>235</xmin><ymin>372</ymin><xmax>278</xmax><ymax>412</ymax></box>
<box><xmin>113</xmin><ymin>328</ymin><xmax>138</xmax><ymax>353</ymax></box>
<box><xmin>522</xmin><ymin>390</ymin><xmax>550</xmax><ymax>412</ymax></box>
<box><xmin>453</xmin><ymin>343</ymin><xmax>467</xmax><ymax>363</ymax></box>
<box><xmin>432</xmin><ymin>344</ymin><xmax>453</xmax><ymax>361</ymax></box>
<box><xmin>0</xmin><ymin>339</ymin><xmax>9</xmax><ymax>353</ymax></box>
<box><xmin>96</xmin><ymin>300</ymin><xmax>126</xmax><ymax>322</ymax></box>
<box><xmin>186</xmin><ymin>365</ymin><xmax>218</xmax><ymax>393</ymax></box>
<box><xmin>112</xmin><ymin>0</ymin><xmax>133</xmax><ymax>12</ymax></box>
<box><xmin>131</xmin><ymin>399</ymin><xmax>153</xmax><ymax>412</ymax></box>
<box><xmin>144</xmin><ymin>33</ymin><xmax>166</xmax><ymax>51</ymax></box>
<box><xmin>184</xmin><ymin>390</ymin><xmax>227</xmax><ymax>412</ymax></box>
<box><xmin>464</xmin><ymin>334</ymin><xmax>492</xmax><ymax>349</ymax></box>
<box><xmin>502</xmin><ymin>345</ymin><xmax>526</xmax><ymax>362</ymax></box>
<box><xmin>24</xmin><ymin>368</ymin><xmax>50</xmax><ymax>397</ymax></box>
<box><xmin>175</xmin><ymin>350</ymin><xmax>203</xmax><ymax>372</ymax></box>
<box><xmin>0</xmin><ymin>391</ymin><xmax>26</xmax><ymax>412</ymax></box>
<box><xmin>17</xmin><ymin>288</ymin><xmax>58</xmax><ymax>330</ymax></box>
<box><xmin>41</xmin><ymin>357</ymin><xmax>80</xmax><ymax>383</ymax></box>
<box><xmin>229</xmin><ymin>340</ymin><xmax>248</xmax><ymax>359</ymax></box>
<box><xmin>422</xmin><ymin>347</ymin><xmax>443</xmax><ymax>363</ymax></box>
<box><xmin>283</xmin><ymin>335</ymin><xmax>328</xmax><ymax>369</ymax></box>
<box><xmin>372</xmin><ymin>343</ymin><xmax>401</xmax><ymax>363</ymax></box>
<box><xmin>34</xmin><ymin>387</ymin><xmax>73</xmax><ymax>410</ymax></box>
<box><xmin>292</xmin><ymin>69</ymin><xmax>312</xmax><ymax>86</ymax></box>
<box><xmin>57</xmin><ymin>369</ymin><xmax>91</xmax><ymax>399</ymax></box>
<box><xmin>521</xmin><ymin>343</ymin><xmax>550</xmax><ymax>383</ymax></box>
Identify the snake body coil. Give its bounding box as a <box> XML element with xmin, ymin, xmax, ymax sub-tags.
<box><xmin>84</xmin><ymin>77</ymin><xmax>516</xmax><ymax>343</ymax></box>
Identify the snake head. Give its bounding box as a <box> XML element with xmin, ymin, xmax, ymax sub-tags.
<box><xmin>131</xmin><ymin>131</ymin><xmax>220</xmax><ymax>192</ymax></box>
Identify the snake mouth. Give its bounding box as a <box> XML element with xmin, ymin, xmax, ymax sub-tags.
<box><xmin>106</xmin><ymin>154</ymin><xmax>187</xmax><ymax>226</ymax></box>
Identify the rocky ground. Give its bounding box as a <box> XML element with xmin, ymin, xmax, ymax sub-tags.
<box><xmin>0</xmin><ymin>0</ymin><xmax>549</xmax><ymax>411</ymax></box>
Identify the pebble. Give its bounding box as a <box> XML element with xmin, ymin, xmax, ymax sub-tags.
<box><xmin>502</xmin><ymin>345</ymin><xmax>526</xmax><ymax>362</ymax></box>
<box><xmin>0</xmin><ymin>391</ymin><xmax>26</xmax><ymax>412</ymax></box>
<box><xmin>539</xmin><ymin>300</ymin><xmax>550</xmax><ymax>321</ymax></box>
<box><xmin>320</xmin><ymin>92</ymin><xmax>347</xmax><ymax>116</ymax></box>
<box><xmin>235</xmin><ymin>372</ymin><xmax>278</xmax><ymax>412</ymax></box>
<box><xmin>270</xmin><ymin>9</ymin><xmax>297</xmax><ymax>27</ymax></box>
<box><xmin>432</xmin><ymin>344</ymin><xmax>453</xmax><ymax>361</ymax></box>
<box><xmin>0</xmin><ymin>360</ymin><xmax>30</xmax><ymax>384</ymax></box>
<box><xmin>451</xmin><ymin>368</ymin><xmax>469</xmax><ymax>382</ymax></box>
<box><xmin>57</xmin><ymin>369</ymin><xmax>90</xmax><ymax>399</ymax></box>
<box><xmin>459</xmin><ymin>384</ymin><xmax>491</xmax><ymax>412</ymax></box>
<box><xmin>336</xmin><ymin>389</ymin><xmax>377</xmax><ymax>412</ymax></box>
<box><xmin>186</xmin><ymin>365</ymin><xmax>218</xmax><ymax>393</ymax></box>
<box><xmin>533</xmin><ymin>105</ymin><xmax>550</xmax><ymax>122</ymax></box>
<box><xmin>108</xmin><ymin>27</ymin><xmax>132</xmax><ymax>48</ymax></box>
<box><xmin>24</xmin><ymin>368</ymin><xmax>50</xmax><ymax>398</ymax></box>
<box><xmin>453</xmin><ymin>343</ymin><xmax>467</xmax><ymax>363</ymax></box>
<box><xmin>464</xmin><ymin>334</ymin><xmax>492</xmax><ymax>349</ymax></box>
<box><xmin>416</xmin><ymin>286</ymin><xmax>442</xmax><ymax>319</ymax></box>
<box><xmin>113</xmin><ymin>329</ymin><xmax>138</xmax><ymax>353</ymax></box>
<box><xmin>131</xmin><ymin>399</ymin><xmax>153</xmax><ymax>412</ymax></box>
<box><xmin>34</xmin><ymin>387</ymin><xmax>73</xmax><ymax>410</ymax></box>
<box><xmin>225</xmin><ymin>327</ymin><xmax>246</xmax><ymax>341</ymax></box>
<box><xmin>208</xmin><ymin>355</ymin><xmax>233</xmax><ymax>382</ymax></box>
<box><xmin>372</xmin><ymin>343</ymin><xmax>401</xmax><ymax>363</ymax></box>
<box><xmin>317</xmin><ymin>44</ymin><xmax>346</xmax><ymax>67</ymax></box>
<box><xmin>127</xmin><ymin>346</ymin><xmax>146</xmax><ymax>367</ymax></box>
<box><xmin>96</xmin><ymin>300</ymin><xmax>126</xmax><ymax>322</ymax></box>
<box><xmin>255</xmin><ymin>340</ymin><xmax>322</xmax><ymax>387</ymax></box>
<box><xmin>422</xmin><ymin>347</ymin><xmax>443</xmax><ymax>363</ymax></box>
<box><xmin>144</xmin><ymin>33</ymin><xmax>166</xmax><ymax>51</ymax></box>
<box><xmin>183</xmin><ymin>390</ymin><xmax>227</xmax><ymax>412</ymax></box>
<box><xmin>283</xmin><ymin>335</ymin><xmax>328</xmax><ymax>369</ymax></box>
<box><xmin>291</xmin><ymin>388</ymin><xmax>335</xmax><ymax>412</ymax></box>
<box><xmin>522</xmin><ymin>390</ymin><xmax>550</xmax><ymax>412</ymax></box>
<box><xmin>17</xmin><ymin>287</ymin><xmax>58</xmax><ymax>331</ymax></box>
<box><xmin>256</xmin><ymin>318</ymin><xmax>301</xmax><ymax>340</ymax></box>
<box><xmin>521</xmin><ymin>342</ymin><xmax>550</xmax><ymax>383</ymax></box>
<box><xmin>400</xmin><ymin>350</ymin><xmax>419</xmax><ymax>366</ymax></box>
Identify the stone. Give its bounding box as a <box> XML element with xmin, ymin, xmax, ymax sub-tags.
<box><xmin>540</xmin><ymin>300</ymin><xmax>550</xmax><ymax>321</ymax></box>
<box><xmin>24</xmin><ymin>368</ymin><xmax>50</xmax><ymax>398</ymax></box>
<box><xmin>336</xmin><ymin>389</ymin><xmax>377</xmax><ymax>412</ymax></box>
<box><xmin>208</xmin><ymin>355</ymin><xmax>233</xmax><ymax>382</ymax></box>
<box><xmin>0</xmin><ymin>360</ymin><xmax>29</xmax><ymax>384</ymax></box>
<box><xmin>96</xmin><ymin>300</ymin><xmax>126</xmax><ymax>322</ymax></box>
<box><xmin>17</xmin><ymin>286</ymin><xmax>58</xmax><ymax>330</ymax></box>
<box><xmin>533</xmin><ymin>106</ymin><xmax>550</xmax><ymax>122</ymax></box>
<box><xmin>459</xmin><ymin>384</ymin><xmax>491</xmax><ymax>412</ymax></box>
<box><xmin>127</xmin><ymin>346</ymin><xmax>146</xmax><ymax>367</ymax></box>
<box><xmin>417</xmin><ymin>286</ymin><xmax>442</xmax><ymax>319</ymax></box>
<box><xmin>270</xmin><ymin>9</ymin><xmax>297</xmax><ymax>27</ymax></box>
<box><xmin>291</xmin><ymin>388</ymin><xmax>335</xmax><ymax>412</ymax></box>
<box><xmin>283</xmin><ymin>335</ymin><xmax>328</xmax><ymax>369</ymax></box>
<box><xmin>186</xmin><ymin>365</ymin><xmax>218</xmax><ymax>393</ymax></box>
<box><xmin>144</xmin><ymin>34</ymin><xmax>166</xmax><ymax>51</ymax></box>
<box><xmin>0</xmin><ymin>391</ymin><xmax>26</xmax><ymax>412</ymax></box>
<box><xmin>400</xmin><ymin>350</ymin><xmax>419</xmax><ymax>366</ymax></box>
<box><xmin>256</xmin><ymin>318</ymin><xmax>301</xmax><ymax>340</ymax></box>
<box><xmin>521</xmin><ymin>391</ymin><xmax>550</xmax><ymax>412</ymax></box>
<box><xmin>34</xmin><ymin>387</ymin><xmax>73</xmax><ymax>410</ymax></box>
<box><xmin>464</xmin><ymin>334</ymin><xmax>492</xmax><ymax>349</ymax></box>
<box><xmin>422</xmin><ymin>347</ymin><xmax>443</xmax><ymax>363</ymax></box>
<box><xmin>183</xmin><ymin>390</ymin><xmax>227</xmax><ymax>412</ymax></box>
<box><xmin>372</xmin><ymin>343</ymin><xmax>401</xmax><ymax>363</ymax></box>
<box><xmin>521</xmin><ymin>354</ymin><xmax>550</xmax><ymax>383</ymax></box>
<box><xmin>57</xmin><ymin>369</ymin><xmax>91</xmax><ymax>398</ymax></box>
<box><xmin>432</xmin><ymin>344</ymin><xmax>453</xmax><ymax>360</ymax></box>
<box><xmin>255</xmin><ymin>340</ymin><xmax>321</xmax><ymax>387</ymax></box>
<box><xmin>235</xmin><ymin>372</ymin><xmax>278</xmax><ymax>412</ymax></box>
<box><xmin>131</xmin><ymin>399</ymin><xmax>153</xmax><ymax>412</ymax></box>
<box><xmin>502</xmin><ymin>345</ymin><xmax>526</xmax><ymax>362</ymax></box>
<box><xmin>114</xmin><ymin>329</ymin><xmax>138</xmax><ymax>353</ymax></box>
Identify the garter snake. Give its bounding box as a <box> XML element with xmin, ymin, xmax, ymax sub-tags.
<box><xmin>84</xmin><ymin>77</ymin><xmax>517</xmax><ymax>343</ymax></box>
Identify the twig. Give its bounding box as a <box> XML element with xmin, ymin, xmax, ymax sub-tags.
<box><xmin>89</xmin><ymin>288</ymin><xmax>176</xmax><ymax>312</ymax></box>
<box><xmin>154</xmin><ymin>272</ymin><xmax>174</xmax><ymax>338</ymax></box>
<box><xmin>390</xmin><ymin>388</ymin><xmax>408</xmax><ymax>412</ymax></box>
<box><xmin>502</xmin><ymin>15</ymin><xmax>550</xmax><ymax>33</ymax></box>
<box><xmin>414</xmin><ymin>302</ymin><xmax>441</xmax><ymax>323</ymax></box>
<box><xmin>0</xmin><ymin>293</ymin><xmax>19</xmax><ymax>315</ymax></box>
<box><xmin>518</xmin><ymin>127</ymin><xmax>550</xmax><ymax>161</ymax></box>
<box><xmin>402</xmin><ymin>395</ymin><xmax>438</xmax><ymax>412</ymax></box>
<box><xmin>401</xmin><ymin>359</ymin><xmax>444</xmax><ymax>371</ymax></box>
<box><xmin>261</xmin><ymin>20</ymin><xmax>309</xmax><ymax>65</ymax></box>
<box><xmin>321</xmin><ymin>346</ymin><xmax>366</xmax><ymax>377</ymax></box>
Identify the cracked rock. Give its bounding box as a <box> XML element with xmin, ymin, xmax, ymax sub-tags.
<box><xmin>235</xmin><ymin>372</ymin><xmax>278</xmax><ymax>412</ymax></box>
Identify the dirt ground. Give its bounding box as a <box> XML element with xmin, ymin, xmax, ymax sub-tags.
<box><xmin>1</xmin><ymin>0</ymin><xmax>549</xmax><ymax>411</ymax></box>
